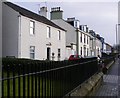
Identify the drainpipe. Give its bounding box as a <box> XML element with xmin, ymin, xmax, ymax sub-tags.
<box><xmin>94</xmin><ymin>38</ymin><xmax>97</xmax><ymax>57</ymax></box>
<box><xmin>76</xmin><ymin>28</ymin><xmax>79</xmax><ymax>55</ymax></box>
<box><xmin>18</xmin><ymin>14</ymin><xmax>21</xmax><ymax>58</ymax></box>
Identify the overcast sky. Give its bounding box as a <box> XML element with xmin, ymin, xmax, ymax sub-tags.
<box><xmin>8</xmin><ymin>0</ymin><xmax>119</xmax><ymax>46</ymax></box>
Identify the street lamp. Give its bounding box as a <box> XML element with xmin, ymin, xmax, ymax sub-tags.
<box><xmin>116</xmin><ymin>24</ymin><xmax>120</xmax><ymax>45</ymax></box>
<box><xmin>116</xmin><ymin>24</ymin><xmax>120</xmax><ymax>53</ymax></box>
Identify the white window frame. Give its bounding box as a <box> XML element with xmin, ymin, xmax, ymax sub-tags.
<box><xmin>30</xmin><ymin>20</ymin><xmax>35</xmax><ymax>35</ymax></box>
<box><xmin>84</xmin><ymin>47</ymin><xmax>86</xmax><ymax>57</ymax></box>
<box><xmin>80</xmin><ymin>33</ymin><xmax>82</xmax><ymax>43</ymax></box>
<box><xmin>81</xmin><ymin>47</ymin><xmax>82</xmax><ymax>55</ymax></box>
<box><xmin>84</xmin><ymin>34</ymin><xmax>86</xmax><ymax>43</ymax></box>
<box><xmin>30</xmin><ymin>46</ymin><xmax>35</xmax><ymax>59</ymax></box>
<box><xmin>47</xmin><ymin>26</ymin><xmax>51</xmax><ymax>38</ymax></box>
<box><xmin>58</xmin><ymin>30</ymin><xmax>61</xmax><ymax>40</ymax></box>
<box><xmin>87</xmin><ymin>48</ymin><xmax>89</xmax><ymax>56</ymax></box>
<box><xmin>87</xmin><ymin>36</ymin><xmax>89</xmax><ymax>44</ymax></box>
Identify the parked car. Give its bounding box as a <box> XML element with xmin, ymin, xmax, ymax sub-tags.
<box><xmin>68</xmin><ymin>55</ymin><xmax>82</xmax><ymax>60</ymax></box>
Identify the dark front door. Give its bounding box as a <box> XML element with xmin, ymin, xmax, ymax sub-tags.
<box><xmin>47</xmin><ymin>47</ymin><xmax>50</xmax><ymax>60</ymax></box>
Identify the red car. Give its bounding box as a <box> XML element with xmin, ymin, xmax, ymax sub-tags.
<box><xmin>68</xmin><ymin>55</ymin><xmax>82</xmax><ymax>60</ymax></box>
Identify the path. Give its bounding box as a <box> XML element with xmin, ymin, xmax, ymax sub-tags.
<box><xmin>95</xmin><ymin>58</ymin><xmax>120</xmax><ymax>96</ymax></box>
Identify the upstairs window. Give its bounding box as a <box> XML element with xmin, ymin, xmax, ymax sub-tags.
<box><xmin>30</xmin><ymin>21</ymin><xmax>35</xmax><ymax>35</ymax></box>
<box><xmin>47</xmin><ymin>26</ymin><xmax>51</xmax><ymax>38</ymax></box>
<box><xmin>80</xmin><ymin>33</ymin><xmax>82</xmax><ymax>43</ymax></box>
<box><xmin>84</xmin><ymin>34</ymin><xmax>86</xmax><ymax>43</ymax></box>
<box><xmin>87</xmin><ymin>36</ymin><xmax>89</xmax><ymax>44</ymax></box>
<box><xmin>58</xmin><ymin>30</ymin><xmax>61</xmax><ymax>40</ymax></box>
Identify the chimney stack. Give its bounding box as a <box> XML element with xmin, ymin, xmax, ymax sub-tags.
<box><xmin>67</xmin><ymin>17</ymin><xmax>80</xmax><ymax>29</ymax></box>
<box><xmin>67</xmin><ymin>17</ymin><xmax>75</xmax><ymax>21</ymax></box>
<box><xmin>38</xmin><ymin>6</ymin><xmax>48</xmax><ymax>18</ymax></box>
<box><xmin>50</xmin><ymin>7</ymin><xmax>63</xmax><ymax>20</ymax></box>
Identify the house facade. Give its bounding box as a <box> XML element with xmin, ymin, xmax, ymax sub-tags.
<box><xmin>78</xmin><ymin>25</ymin><xmax>91</xmax><ymax>57</ymax></box>
<box><xmin>64</xmin><ymin>18</ymin><xmax>93</xmax><ymax>58</ymax></box>
<box><xmin>51</xmin><ymin>19</ymin><xmax>77</xmax><ymax>59</ymax></box>
<box><xmin>2</xmin><ymin>2</ymin><xmax>66</xmax><ymax>61</ymax></box>
<box><xmin>103</xmin><ymin>43</ymin><xmax>112</xmax><ymax>54</ymax></box>
<box><xmin>95</xmin><ymin>37</ymin><xmax>102</xmax><ymax>57</ymax></box>
<box><xmin>50</xmin><ymin>7</ymin><xmax>92</xmax><ymax>58</ymax></box>
<box><xmin>89</xmin><ymin>30</ymin><xmax>102</xmax><ymax>57</ymax></box>
<box><xmin>2</xmin><ymin>2</ymin><xmax>105</xmax><ymax>60</ymax></box>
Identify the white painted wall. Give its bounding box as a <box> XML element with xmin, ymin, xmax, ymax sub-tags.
<box><xmin>94</xmin><ymin>38</ymin><xmax>102</xmax><ymax>57</ymax></box>
<box><xmin>78</xmin><ymin>30</ymin><xmax>91</xmax><ymax>57</ymax></box>
<box><xmin>2</xmin><ymin>3</ymin><xmax>19</xmax><ymax>57</ymax></box>
<box><xmin>51</xmin><ymin>19</ymin><xmax>77</xmax><ymax>58</ymax></box>
<box><xmin>103</xmin><ymin>43</ymin><xmax>107</xmax><ymax>53</ymax></box>
<box><xmin>51</xmin><ymin>19</ymin><xmax>76</xmax><ymax>46</ymax></box>
<box><xmin>20</xmin><ymin>16</ymin><xmax>66</xmax><ymax>61</ymax></box>
<box><xmin>2</xmin><ymin>3</ymin><xmax>66</xmax><ymax>61</ymax></box>
<box><xmin>52</xmin><ymin>19</ymin><xmax>92</xmax><ymax>58</ymax></box>
<box><xmin>88</xmin><ymin>35</ymin><xmax>102</xmax><ymax>57</ymax></box>
<box><xmin>65</xmin><ymin>44</ymin><xmax>76</xmax><ymax>60</ymax></box>
<box><xmin>66</xmin><ymin>47</ymin><xmax>72</xmax><ymax>59</ymax></box>
<box><xmin>89</xmin><ymin>35</ymin><xmax>95</xmax><ymax>56</ymax></box>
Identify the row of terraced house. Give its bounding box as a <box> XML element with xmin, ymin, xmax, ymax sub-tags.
<box><xmin>2</xmin><ymin>2</ymin><xmax>112</xmax><ymax>61</ymax></box>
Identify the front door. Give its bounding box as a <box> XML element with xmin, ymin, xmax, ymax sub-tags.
<box><xmin>84</xmin><ymin>47</ymin><xmax>86</xmax><ymax>57</ymax></box>
<box><xmin>47</xmin><ymin>47</ymin><xmax>50</xmax><ymax>60</ymax></box>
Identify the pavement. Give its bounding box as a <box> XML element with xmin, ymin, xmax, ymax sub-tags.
<box><xmin>95</xmin><ymin>58</ymin><xmax>120</xmax><ymax>96</ymax></box>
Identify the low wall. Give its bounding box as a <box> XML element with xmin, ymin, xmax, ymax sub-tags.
<box><xmin>67</xmin><ymin>72</ymin><xmax>103</xmax><ymax>96</ymax></box>
<box><xmin>65</xmin><ymin>60</ymin><xmax>115</xmax><ymax>97</ymax></box>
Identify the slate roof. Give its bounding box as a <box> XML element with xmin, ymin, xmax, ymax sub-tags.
<box><xmin>4</xmin><ymin>2</ymin><xmax>66</xmax><ymax>31</ymax></box>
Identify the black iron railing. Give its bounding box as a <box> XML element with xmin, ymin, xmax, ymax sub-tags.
<box><xmin>1</xmin><ymin>56</ymin><xmax>113</xmax><ymax>97</ymax></box>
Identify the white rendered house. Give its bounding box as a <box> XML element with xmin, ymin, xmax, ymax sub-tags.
<box><xmin>89</xmin><ymin>30</ymin><xmax>102</xmax><ymax>57</ymax></box>
<box><xmin>2</xmin><ymin>2</ymin><xmax>66</xmax><ymax>61</ymax></box>
<box><xmin>50</xmin><ymin>7</ymin><xmax>92</xmax><ymax>58</ymax></box>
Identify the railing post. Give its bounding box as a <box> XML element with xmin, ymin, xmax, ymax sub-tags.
<box><xmin>13</xmin><ymin>64</ymin><xmax>15</xmax><ymax>97</ymax></box>
<box><xmin>35</xmin><ymin>63</ymin><xmax>37</xmax><ymax>97</ymax></box>
<box><xmin>27</xmin><ymin>63</ymin><xmax>30</xmax><ymax>97</ymax></box>
<box><xmin>7</xmin><ymin>65</ymin><xmax>10</xmax><ymax>97</ymax></box>
<box><xmin>18</xmin><ymin>64</ymin><xmax>21</xmax><ymax>98</ymax></box>
<box><xmin>22</xmin><ymin>64</ymin><xmax>25</xmax><ymax>97</ymax></box>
